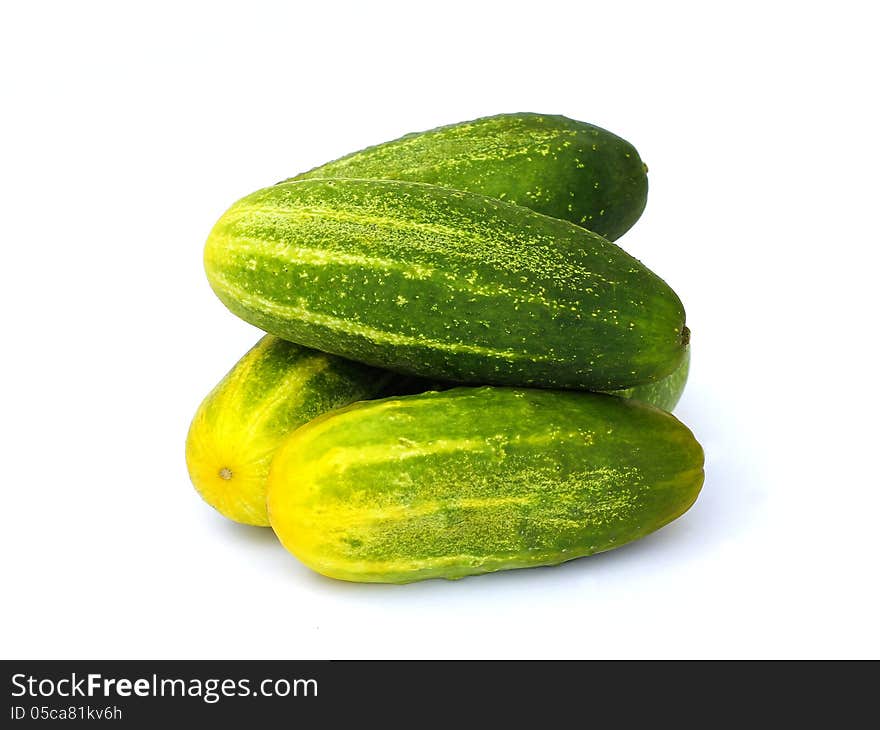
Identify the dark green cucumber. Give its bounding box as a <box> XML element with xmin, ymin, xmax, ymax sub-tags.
<box><xmin>289</xmin><ymin>113</ymin><xmax>648</xmax><ymax>241</ymax></box>
<box><xmin>267</xmin><ymin>387</ymin><xmax>705</xmax><ymax>583</ymax></box>
<box><xmin>205</xmin><ymin>179</ymin><xmax>688</xmax><ymax>391</ymax></box>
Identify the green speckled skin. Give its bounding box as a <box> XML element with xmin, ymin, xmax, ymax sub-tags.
<box><xmin>290</xmin><ymin>113</ymin><xmax>648</xmax><ymax>241</ymax></box>
<box><xmin>380</xmin><ymin>348</ymin><xmax>690</xmax><ymax>410</ymax></box>
<box><xmin>267</xmin><ymin>387</ymin><xmax>705</xmax><ymax>583</ymax></box>
<box><xmin>612</xmin><ymin>346</ymin><xmax>690</xmax><ymax>411</ymax></box>
<box><xmin>185</xmin><ymin>335</ymin><xmax>393</xmax><ymax>525</ymax></box>
<box><xmin>205</xmin><ymin>179</ymin><xmax>688</xmax><ymax>391</ymax></box>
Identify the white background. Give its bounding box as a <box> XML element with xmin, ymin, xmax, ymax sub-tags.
<box><xmin>2</xmin><ymin>1</ymin><xmax>877</xmax><ymax>659</ymax></box>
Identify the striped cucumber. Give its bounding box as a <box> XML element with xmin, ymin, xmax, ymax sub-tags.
<box><xmin>267</xmin><ymin>387</ymin><xmax>705</xmax><ymax>583</ymax></box>
<box><xmin>205</xmin><ymin>178</ymin><xmax>688</xmax><ymax>391</ymax></box>
<box><xmin>186</xmin><ymin>340</ymin><xmax>688</xmax><ymax>528</ymax></box>
<box><xmin>289</xmin><ymin>113</ymin><xmax>648</xmax><ymax>241</ymax></box>
<box><xmin>185</xmin><ymin>336</ymin><xmax>392</xmax><ymax>526</ymax></box>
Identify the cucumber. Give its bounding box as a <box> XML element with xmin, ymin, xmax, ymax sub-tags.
<box><xmin>185</xmin><ymin>336</ymin><xmax>393</xmax><ymax>526</ymax></box>
<box><xmin>612</xmin><ymin>346</ymin><xmax>690</xmax><ymax>411</ymax></box>
<box><xmin>186</xmin><ymin>339</ymin><xmax>688</xmax><ymax>528</ymax></box>
<box><xmin>205</xmin><ymin>178</ymin><xmax>688</xmax><ymax>391</ymax></box>
<box><xmin>289</xmin><ymin>113</ymin><xmax>648</xmax><ymax>241</ymax></box>
<box><xmin>267</xmin><ymin>387</ymin><xmax>705</xmax><ymax>583</ymax></box>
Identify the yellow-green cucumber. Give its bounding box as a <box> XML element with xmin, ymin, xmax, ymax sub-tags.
<box><xmin>185</xmin><ymin>336</ymin><xmax>393</xmax><ymax>526</ymax></box>
<box><xmin>267</xmin><ymin>387</ymin><xmax>705</xmax><ymax>583</ymax></box>
<box><xmin>186</xmin><ymin>337</ymin><xmax>688</xmax><ymax>528</ymax></box>
<box><xmin>289</xmin><ymin>112</ymin><xmax>648</xmax><ymax>241</ymax></box>
<box><xmin>205</xmin><ymin>178</ymin><xmax>688</xmax><ymax>391</ymax></box>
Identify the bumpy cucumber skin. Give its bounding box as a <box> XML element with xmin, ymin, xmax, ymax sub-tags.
<box><xmin>205</xmin><ymin>179</ymin><xmax>687</xmax><ymax>391</ymax></box>
<box><xmin>290</xmin><ymin>113</ymin><xmax>648</xmax><ymax>241</ymax></box>
<box><xmin>185</xmin><ymin>336</ymin><xmax>392</xmax><ymax>526</ymax></box>
<box><xmin>267</xmin><ymin>387</ymin><xmax>705</xmax><ymax>584</ymax></box>
<box><xmin>612</xmin><ymin>346</ymin><xmax>690</xmax><ymax>412</ymax></box>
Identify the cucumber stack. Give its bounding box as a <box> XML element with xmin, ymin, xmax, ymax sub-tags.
<box><xmin>186</xmin><ymin>113</ymin><xmax>704</xmax><ymax>583</ymax></box>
